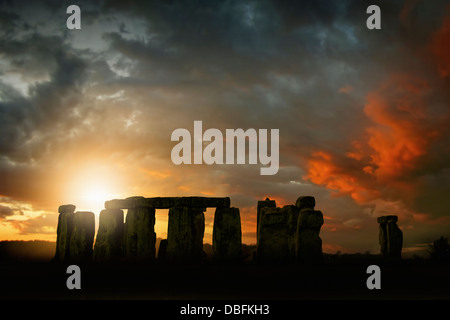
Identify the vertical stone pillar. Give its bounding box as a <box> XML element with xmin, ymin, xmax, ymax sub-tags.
<box><xmin>55</xmin><ymin>204</ymin><xmax>76</xmax><ymax>262</ymax></box>
<box><xmin>69</xmin><ymin>211</ymin><xmax>95</xmax><ymax>262</ymax></box>
<box><xmin>124</xmin><ymin>207</ymin><xmax>156</xmax><ymax>261</ymax></box>
<box><xmin>93</xmin><ymin>209</ymin><xmax>124</xmax><ymax>262</ymax></box>
<box><xmin>295</xmin><ymin>209</ymin><xmax>324</xmax><ymax>263</ymax></box>
<box><xmin>294</xmin><ymin>197</ymin><xmax>324</xmax><ymax>263</ymax></box>
<box><xmin>256</xmin><ymin>207</ymin><xmax>289</xmax><ymax>262</ymax></box>
<box><xmin>377</xmin><ymin>215</ymin><xmax>402</xmax><ymax>259</ymax></box>
<box><xmin>166</xmin><ymin>207</ymin><xmax>205</xmax><ymax>262</ymax></box>
<box><xmin>284</xmin><ymin>205</ymin><xmax>300</xmax><ymax>260</ymax></box>
<box><xmin>213</xmin><ymin>207</ymin><xmax>242</xmax><ymax>262</ymax></box>
<box><xmin>256</xmin><ymin>198</ymin><xmax>276</xmax><ymax>242</ymax></box>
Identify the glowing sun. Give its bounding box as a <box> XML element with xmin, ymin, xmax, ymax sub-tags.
<box><xmin>64</xmin><ymin>164</ymin><xmax>123</xmax><ymax>215</ymax></box>
<box><xmin>81</xmin><ymin>183</ymin><xmax>113</xmax><ymax>212</ymax></box>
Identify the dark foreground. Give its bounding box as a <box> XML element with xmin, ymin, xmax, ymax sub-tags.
<box><xmin>0</xmin><ymin>258</ymin><xmax>449</xmax><ymax>300</ymax></box>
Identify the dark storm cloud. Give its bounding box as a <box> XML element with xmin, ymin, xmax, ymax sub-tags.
<box><xmin>101</xmin><ymin>0</ymin><xmax>355</xmax><ymax>89</ymax></box>
<box><xmin>95</xmin><ymin>0</ymin><xmax>374</xmax><ymax>142</ymax></box>
<box><xmin>0</xmin><ymin>34</ymin><xmax>87</xmax><ymax>161</ymax></box>
<box><xmin>270</xmin><ymin>0</ymin><xmax>346</xmax><ymax>29</ymax></box>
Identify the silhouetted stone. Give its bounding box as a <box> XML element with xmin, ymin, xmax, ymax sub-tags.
<box><xmin>377</xmin><ymin>215</ymin><xmax>398</xmax><ymax>224</ymax></box>
<box><xmin>166</xmin><ymin>207</ymin><xmax>205</xmax><ymax>262</ymax></box>
<box><xmin>213</xmin><ymin>207</ymin><xmax>242</xmax><ymax>262</ymax></box>
<box><xmin>378</xmin><ymin>215</ymin><xmax>402</xmax><ymax>259</ymax></box>
<box><xmin>158</xmin><ymin>239</ymin><xmax>168</xmax><ymax>260</ymax></box>
<box><xmin>105</xmin><ymin>196</ymin><xmax>230</xmax><ymax>209</ymax></box>
<box><xmin>58</xmin><ymin>204</ymin><xmax>76</xmax><ymax>214</ymax></box>
<box><xmin>295</xmin><ymin>208</ymin><xmax>324</xmax><ymax>263</ymax></box>
<box><xmin>256</xmin><ymin>198</ymin><xmax>276</xmax><ymax>242</ymax></box>
<box><xmin>257</xmin><ymin>207</ymin><xmax>289</xmax><ymax>262</ymax></box>
<box><xmin>387</xmin><ymin>220</ymin><xmax>403</xmax><ymax>258</ymax></box>
<box><xmin>284</xmin><ymin>205</ymin><xmax>300</xmax><ymax>259</ymax></box>
<box><xmin>69</xmin><ymin>211</ymin><xmax>95</xmax><ymax>262</ymax></box>
<box><xmin>93</xmin><ymin>209</ymin><xmax>124</xmax><ymax>262</ymax></box>
<box><xmin>124</xmin><ymin>207</ymin><xmax>156</xmax><ymax>261</ymax></box>
<box><xmin>55</xmin><ymin>204</ymin><xmax>76</xmax><ymax>261</ymax></box>
<box><xmin>295</xmin><ymin>196</ymin><xmax>315</xmax><ymax>210</ymax></box>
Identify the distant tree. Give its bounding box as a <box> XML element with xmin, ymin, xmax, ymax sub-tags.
<box><xmin>428</xmin><ymin>236</ymin><xmax>450</xmax><ymax>263</ymax></box>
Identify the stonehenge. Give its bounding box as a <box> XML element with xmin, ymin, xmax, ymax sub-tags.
<box><xmin>54</xmin><ymin>194</ymin><xmax>402</xmax><ymax>264</ymax></box>
<box><xmin>213</xmin><ymin>207</ymin><xmax>242</xmax><ymax>262</ymax></box>
<box><xmin>295</xmin><ymin>207</ymin><xmax>324</xmax><ymax>263</ymax></box>
<box><xmin>69</xmin><ymin>211</ymin><xmax>95</xmax><ymax>262</ymax></box>
<box><xmin>55</xmin><ymin>204</ymin><xmax>76</xmax><ymax>262</ymax></box>
<box><xmin>256</xmin><ymin>198</ymin><xmax>276</xmax><ymax>242</ymax></box>
<box><xmin>377</xmin><ymin>215</ymin><xmax>403</xmax><ymax>259</ymax></box>
<box><xmin>124</xmin><ymin>206</ymin><xmax>156</xmax><ymax>261</ymax></box>
<box><xmin>257</xmin><ymin>206</ymin><xmax>290</xmax><ymax>262</ymax></box>
<box><xmin>93</xmin><ymin>209</ymin><xmax>124</xmax><ymax>262</ymax></box>
<box><xmin>54</xmin><ymin>195</ymin><xmax>326</xmax><ymax>264</ymax></box>
<box><xmin>55</xmin><ymin>205</ymin><xmax>95</xmax><ymax>262</ymax></box>
<box><xmin>105</xmin><ymin>196</ymin><xmax>230</xmax><ymax>210</ymax></box>
<box><xmin>166</xmin><ymin>207</ymin><xmax>205</xmax><ymax>262</ymax></box>
<box><xmin>256</xmin><ymin>196</ymin><xmax>324</xmax><ymax>263</ymax></box>
<box><xmin>55</xmin><ymin>196</ymin><xmax>236</xmax><ymax>263</ymax></box>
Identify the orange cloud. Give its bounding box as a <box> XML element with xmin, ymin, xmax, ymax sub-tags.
<box><xmin>429</xmin><ymin>5</ymin><xmax>450</xmax><ymax>78</ymax></box>
<box><xmin>305</xmin><ymin>44</ymin><xmax>449</xmax><ymax>219</ymax></box>
<box><xmin>364</xmin><ymin>74</ymin><xmax>433</xmax><ymax>179</ymax></box>
<box><xmin>304</xmin><ymin>71</ymin><xmax>442</xmax><ymax>210</ymax></box>
<box><xmin>304</xmin><ymin>151</ymin><xmax>380</xmax><ymax>204</ymax></box>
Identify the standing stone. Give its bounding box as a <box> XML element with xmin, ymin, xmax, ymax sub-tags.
<box><xmin>166</xmin><ymin>207</ymin><xmax>205</xmax><ymax>262</ymax></box>
<box><xmin>295</xmin><ymin>208</ymin><xmax>324</xmax><ymax>263</ymax></box>
<box><xmin>213</xmin><ymin>207</ymin><xmax>242</xmax><ymax>262</ymax></box>
<box><xmin>387</xmin><ymin>220</ymin><xmax>403</xmax><ymax>258</ymax></box>
<box><xmin>55</xmin><ymin>204</ymin><xmax>76</xmax><ymax>262</ymax></box>
<box><xmin>284</xmin><ymin>205</ymin><xmax>300</xmax><ymax>260</ymax></box>
<box><xmin>257</xmin><ymin>207</ymin><xmax>289</xmax><ymax>262</ymax></box>
<box><xmin>93</xmin><ymin>209</ymin><xmax>124</xmax><ymax>262</ymax></box>
<box><xmin>69</xmin><ymin>211</ymin><xmax>95</xmax><ymax>262</ymax></box>
<box><xmin>378</xmin><ymin>217</ymin><xmax>388</xmax><ymax>257</ymax></box>
<box><xmin>256</xmin><ymin>198</ymin><xmax>276</xmax><ymax>242</ymax></box>
<box><xmin>124</xmin><ymin>207</ymin><xmax>156</xmax><ymax>261</ymax></box>
<box><xmin>295</xmin><ymin>196</ymin><xmax>315</xmax><ymax>210</ymax></box>
<box><xmin>377</xmin><ymin>215</ymin><xmax>402</xmax><ymax>259</ymax></box>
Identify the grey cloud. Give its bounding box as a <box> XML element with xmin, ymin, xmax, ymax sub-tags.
<box><xmin>0</xmin><ymin>205</ymin><xmax>15</xmax><ymax>219</ymax></box>
<box><xmin>0</xmin><ymin>34</ymin><xmax>88</xmax><ymax>160</ymax></box>
<box><xmin>8</xmin><ymin>213</ymin><xmax>58</xmax><ymax>235</ymax></box>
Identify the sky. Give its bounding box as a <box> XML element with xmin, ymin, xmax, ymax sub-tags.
<box><xmin>0</xmin><ymin>0</ymin><xmax>449</xmax><ymax>256</ymax></box>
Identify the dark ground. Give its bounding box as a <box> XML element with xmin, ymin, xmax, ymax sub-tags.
<box><xmin>0</xmin><ymin>257</ymin><xmax>449</xmax><ymax>300</ymax></box>
<box><xmin>0</xmin><ymin>241</ymin><xmax>449</xmax><ymax>301</ymax></box>
<box><xmin>1</xmin><ymin>242</ymin><xmax>448</xmax><ymax>320</ymax></box>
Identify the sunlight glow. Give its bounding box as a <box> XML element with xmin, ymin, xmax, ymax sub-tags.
<box><xmin>81</xmin><ymin>183</ymin><xmax>113</xmax><ymax>213</ymax></box>
<box><xmin>63</xmin><ymin>163</ymin><xmax>124</xmax><ymax>215</ymax></box>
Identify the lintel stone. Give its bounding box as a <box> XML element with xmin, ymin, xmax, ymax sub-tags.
<box><xmin>105</xmin><ymin>196</ymin><xmax>230</xmax><ymax>210</ymax></box>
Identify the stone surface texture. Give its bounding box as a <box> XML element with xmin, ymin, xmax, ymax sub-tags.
<box><xmin>213</xmin><ymin>207</ymin><xmax>242</xmax><ymax>261</ymax></box>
